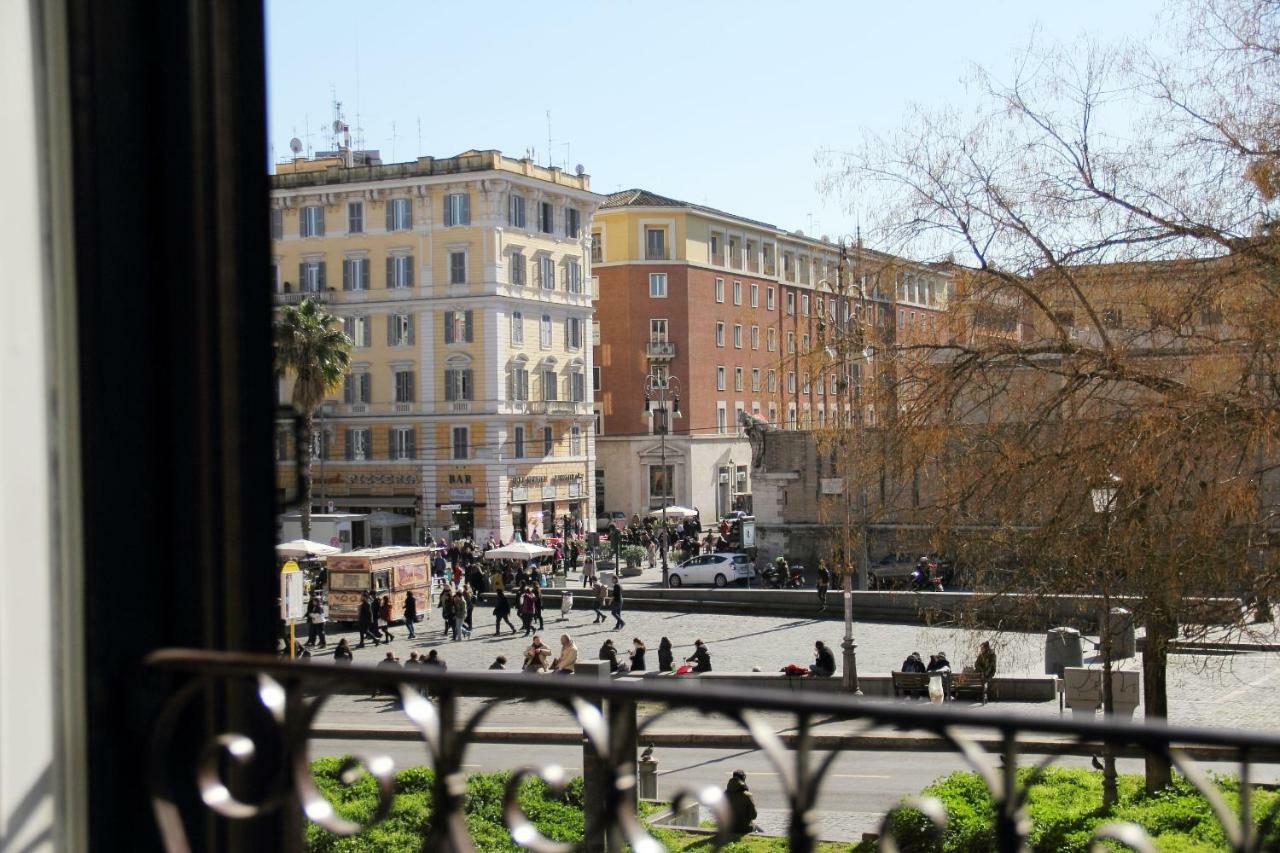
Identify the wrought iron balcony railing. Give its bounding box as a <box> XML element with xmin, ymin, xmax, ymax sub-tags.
<box><xmin>146</xmin><ymin>648</ymin><xmax>1280</xmax><ymax>853</ymax></box>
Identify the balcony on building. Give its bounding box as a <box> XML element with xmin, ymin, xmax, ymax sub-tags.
<box><xmin>276</xmin><ymin>286</ymin><xmax>335</xmax><ymax>305</ymax></box>
<box><xmin>646</xmin><ymin>340</ymin><xmax>676</xmax><ymax>360</ymax></box>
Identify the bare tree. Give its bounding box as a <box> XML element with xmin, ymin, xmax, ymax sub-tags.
<box><xmin>822</xmin><ymin>0</ymin><xmax>1280</xmax><ymax>793</ymax></box>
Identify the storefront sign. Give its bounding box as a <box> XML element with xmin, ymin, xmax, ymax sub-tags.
<box><xmin>569</xmin><ymin>482</ymin><xmax>581</xmax><ymax>498</ymax></box>
<box><xmin>551</xmin><ymin>473</ymin><xmax>581</xmax><ymax>483</ymax></box>
<box><xmin>820</xmin><ymin>478</ymin><xmax>845</xmax><ymax>495</ymax></box>
<box><xmin>510</xmin><ymin>487</ymin><xmax>528</xmax><ymax>502</ymax></box>
<box><xmin>279</xmin><ymin>560</ymin><xmax>305</xmax><ymax>623</ymax></box>
<box><xmin>448</xmin><ymin>488</ymin><xmax>474</xmax><ymax>502</ymax></box>
<box><xmin>541</xmin><ymin>485</ymin><xmax>557</xmax><ymax>500</ymax></box>
<box><xmin>439</xmin><ymin>503</ymin><xmax>462</xmax><ymax>511</ymax></box>
<box><xmin>345</xmin><ymin>473</ymin><xmax>419</xmax><ymax>485</ymax></box>
<box><xmin>511</xmin><ymin>475</ymin><xmax>546</xmax><ymax>486</ymax></box>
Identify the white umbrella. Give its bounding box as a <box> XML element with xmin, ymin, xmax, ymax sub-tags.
<box><xmin>276</xmin><ymin>539</ymin><xmax>341</xmax><ymax>558</ymax></box>
<box><xmin>483</xmin><ymin>541</ymin><xmax>554</xmax><ymax>561</ymax></box>
<box><xmin>647</xmin><ymin>505</ymin><xmax>698</xmax><ymax>520</ymax></box>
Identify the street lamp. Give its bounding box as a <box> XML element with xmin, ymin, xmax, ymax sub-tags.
<box><xmin>643</xmin><ymin>373</ymin><xmax>682</xmax><ymax>586</ymax></box>
<box><xmin>1090</xmin><ymin>474</ymin><xmax>1121</xmax><ymax>808</ymax></box>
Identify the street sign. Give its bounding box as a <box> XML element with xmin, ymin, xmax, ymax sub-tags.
<box><xmin>280</xmin><ymin>559</ymin><xmax>306</xmax><ymax>623</ymax></box>
<box><xmin>440</xmin><ymin>503</ymin><xmax>462</xmax><ymax>511</ymax></box>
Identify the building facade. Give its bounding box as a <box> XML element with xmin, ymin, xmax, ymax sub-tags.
<box><xmin>272</xmin><ymin>149</ymin><xmax>601</xmax><ymax>544</ymax></box>
<box><xmin>590</xmin><ymin>189</ymin><xmax>952</xmax><ymax>523</ymax></box>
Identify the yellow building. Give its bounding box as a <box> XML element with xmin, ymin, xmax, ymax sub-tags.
<box><xmin>272</xmin><ymin>149</ymin><xmax>602</xmax><ymax>544</ymax></box>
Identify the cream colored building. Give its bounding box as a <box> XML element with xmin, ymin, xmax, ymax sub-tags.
<box><xmin>272</xmin><ymin>149</ymin><xmax>601</xmax><ymax>544</ymax></box>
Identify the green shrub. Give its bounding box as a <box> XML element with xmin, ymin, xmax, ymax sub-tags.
<box><xmin>886</xmin><ymin>767</ymin><xmax>1280</xmax><ymax>852</ymax></box>
<box><xmin>620</xmin><ymin>545</ymin><xmax>647</xmax><ymax>566</ymax></box>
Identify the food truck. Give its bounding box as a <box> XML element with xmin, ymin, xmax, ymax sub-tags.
<box><xmin>324</xmin><ymin>546</ymin><xmax>436</xmax><ymax>623</ymax></box>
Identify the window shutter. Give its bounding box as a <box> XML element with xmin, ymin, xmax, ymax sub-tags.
<box><xmin>345</xmin><ymin>429</ymin><xmax>355</xmax><ymax>460</ymax></box>
<box><xmin>316</xmin><ymin>208</ymin><xmax>325</xmax><ymax>237</ymax></box>
<box><xmin>464</xmin><ymin>310</ymin><xmax>473</xmax><ymax>342</ymax></box>
<box><xmin>359</xmin><ymin>374</ymin><xmax>371</xmax><ymax>403</ymax></box>
<box><xmin>444</xmin><ymin>312</ymin><xmax>454</xmax><ymax>344</ymax></box>
<box><xmin>343</xmin><ymin>316</ymin><xmax>354</xmax><ymax>339</ymax></box>
<box><xmin>298</xmin><ymin>262</ymin><xmax>305</xmax><ymax>288</ymax></box>
<box><xmin>299</xmin><ymin>211</ymin><xmax>307</xmax><ymax>238</ymax></box>
<box><xmin>343</xmin><ymin>375</ymin><xmax>353</xmax><ymax>404</ymax></box>
<box><xmin>342</xmin><ymin>259</ymin><xmax>352</xmax><ymax>290</ymax></box>
<box><xmin>387</xmin><ymin>315</ymin><xmax>396</xmax><ymax>346</ymax></box>
<box><xmin>407</xmin><ymin>428</ymin><xmax>416</xmax><ymax>459</ymax></box>
<box><xmin>386</xmin><ymin>202</ymin><xmax>394</xmax><ymax>231</ymax></box>
<box><xmin>443</xmin><ymin>196</ymin><xmax>453</xmax><ymax>227</ymax></box>
<box><xmin>444</xmin><ymin>370</ymin><xmax>455</xmax><ymax>401</ymax></box>
<box><xmin>386</xmin><ymin>257</ymin><xmax>394</xmax><ymax>288</ymax></box>
<box><xmin>317</xmin><ymin>262</ymin><xmax>326</xmax><ymax>290</ymax></box>
<box><xmin>406</xmin><ymin>372</ymin><xmax>416</xmax><ymax>402</ymax></box>
<box><xmin>404</xmin><ymin>201</ymin><xmax>413</xmax><ymax>230</ymax></box>
<box><xmin>406</xmin><ymin>314</ymin><xmax>415</xmax><ymax>346</ymax></box>
<box><xmin>405</xmin><ymin>256</ymin><xmax>414</xmax><ymax>287</ymax></box>
<box><xmin>463</xmin><ymin>369</ymin><xmax>473</xmax><ymax>400</ymax></box>
<box><xmin>461</xmin><ymin>194</ymin><xmax>470</xmax><ymax>225</ymax></box>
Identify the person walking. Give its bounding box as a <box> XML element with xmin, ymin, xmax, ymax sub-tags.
<box><xmin>463</xmin><ymin>585</ymin><xmax>476</xmax><ymax>633</ymax></box>
<box><xmin>441</xmin><ymin>591</ymin><xmax>457</xmax><ymax>640</ymax></box>
<box><xmin>378</xmin><ymin>595</ymin><xmax>396</xmax><ymax>642</ymax></box>
<box><xmin>402</xmin><ymin>591</ymin><xmax>418</xmax><ymax>640</ymax></box>
<box><xmin>815</xmin><ymin>560</ymin><xmax>831</xmax><ymax>612</ymax></box>
<box><xmin>725</xmin><ymin>770</ymin><xmax>759</xmax><ymax>834</ymax></box>
<box><xmin>582</xmin><ymin>555</ymin><xmax>596</xmax><ymax>589</ymax></box>
<box><xmin>687</xmin><ymin>639</ymin><xmax>712</xmax><ymax>673</ymax></box>
<box><xmin>552</xmin><ymin>634</ymin><xmax>578</xmax><ymax>675</ymax></box>
<box><xmin>493</xmin><ymin>588</ymin><xmax>517</xmax><ymax>635</ymax></box>
<box><xmin>451</xmin><ymin>590</ymin><xmax>470</xmax><ymax>641</ymax></box>
<box><xmin>532</xmin><ymin>584</ymin><xmax>545</xmax><ymax>631</ymax></box>
<box><xmin>975</xmin><ymin>641</ymin><xmax>997</xmax><ymax>681</ymax></box>
<box><xmin>332</xmin><ymin>638</ymin><xmax>353</xmax><ymax>665</ymax></box>
<box><xmin>519</xmin><ymin>587</ymin><xmax>538</xmax><ymax>636</ymax></box>
<box><xmin>610</xmin><ymin>579</ymin><xmax>625</xmax><ymax>630</ymax></box>
<box><xmin>658</xmin><ymin>637</ymin><xmax>674</xmax><ymax>672</ymax></box>
<box><xmin>356</xmin><ymin>592</ymin><xmax>379</xmax><ymax>648</ymax></box>
<box><xmin>305</xmin><ymin>594</ymin><xmax>327</xmax><ymax>648</ymax></box>
<box><xmin>591</xmin><ymin>581</ymin><xmax>607</xmax><ymax>624</ymax></box>
<box><xmin>629</xmin><ymin>638</ymin><xmax>647</xmax><ymax>672</ymax></box>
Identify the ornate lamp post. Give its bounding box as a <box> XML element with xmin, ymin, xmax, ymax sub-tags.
<box><xmin>643</xmin><ymin>373</ymin><xmax>682</xmax><ymax>586</ymax></box>
<box><xmin>1091</xmin><ymin>474</ymin><xmax>1121</xmax><ymax>807</ymax></box>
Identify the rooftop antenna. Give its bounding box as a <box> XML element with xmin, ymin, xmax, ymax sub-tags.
<box><xmin>546</xmin><ymin>110</ymin><xmax>552</xmax><ymax>168</ymax></box>
<box><xmin>391</xmin><ymin>120</ymin><xmax>397</xmax><ymax>163</ymax></box>
<box><xmin>303</xmin><ymin>112</ymin><xmax>311</xmax><ymax>155</ymax></box>
<box><xmin>354</xmin><ymin>20</ymin><xmax>364</xmax><ymax>151</ymax></box>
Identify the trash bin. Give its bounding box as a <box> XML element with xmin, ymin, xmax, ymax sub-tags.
<box><xmin>1102</xmin><ymin>607</ymin><xmax>1136</xmax><ymax>659</ymax></box>
<box><xmin>1045</xmin><ymin>627</ymin><xmax>1083</xmax><ymax>677</ymax></box>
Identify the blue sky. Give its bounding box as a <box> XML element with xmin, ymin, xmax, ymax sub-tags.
<box><xmin>267</xmin><ymin>0</ymin><xmax>1170</xmax><ymax>246</ymax></box>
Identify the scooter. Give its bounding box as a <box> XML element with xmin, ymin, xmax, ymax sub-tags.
<box><xmin>783</xmin><ymin>566</ymin><xmax>806</xmax><ymax>589</ymax></box>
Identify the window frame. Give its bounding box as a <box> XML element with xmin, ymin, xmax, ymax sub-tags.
<box><xmin>648</xmin><ymin>272</ymin><xmax>667</xmax><ymax>298</ymax></box>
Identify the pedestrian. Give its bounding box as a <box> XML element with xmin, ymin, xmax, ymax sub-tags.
<box><xmin>372</xmin><ymin>650</ymin><xmax>400</xmax><ymax>698</ymax></box>
<box><xmin>686</xmin><ymin>639</ymin><xmax>712</xmax><ymax>673</ymax></box>
<box><xmin>975</xmin><ymin>641</ymin><xmax>997</xmax><ymax>681</ymax></box>
<box><xmin>927</xmin><ymin>652</ymin><xmax>951</xmax><ymax>672</ymax></box>
<box><xmin>333</xmin><ymin>638</ymin><xmax>353</xmax><ymax>665</ymax></box>
<box><xmin>725</xmin><ymin>770</ymin><xmax>759</xmax><ymax>834</ymax></box>
<box><xmin>811</xmin><ymin>641</ymin><xmax>836</xmax><ymax>678</ymax></box>
<box><xmin>598</xmin><ymin>638</ymin><xmax>619</xmax><ymax>673</ymax></box>
<box><xmin>591</xmin><ymin>581</ymin><xmax>607</xmax><ymax>624</ymax></box>
<box><xmin>658</xmin><ymin>637</ymin><xmax>674</xmax><ymax>672</ymax></box>
<box><xmin>378</xmin><ymin>595</ymin><xmax>396</xmax><ymax>642</ymax></box>
<box><xmin>442</xmin><ymin>590</ymin><xmax>457</xmax><ymax>639</ymax></box>
<box><xmin>489</xmin><ymin>655</ymin><xmax>508</xmax><ymax>670</ymax></box>
<box><xmin>403</xmin><ymin>591</ymin><xmax>418</xmax><ymax>640</ymax></box>
<box><xmin>533</xmin><ymin>584</ymin><xmax>545</xmax><ymax>631</ymax></box>
<box><xmin>463</xmin><ymin>584</ymin><xmax>476</xmax><ymax>633</ymax></box>
<box><xmin>646</xmin><ymin>537</ymin><xmax>657</xmax><ymax>568</ymax></box>
<box><xmin>815</xmin><ymin>560</ymin><xmax>831</xmax><ymax>612</ymax></box>
<box><xmin>519</xmin><ymin>587</ymin><xmax>538</xmax><ymax>636</ymax></box>
<box><xmin>357</xmin><ymin>592</ymin><xmax>380</xmax><ymax>648</ymax></box>
<box><xmin>901</xmin><ymin>651</ymin><xmax>926</xmax><ymax>673</ymax></box>
<box><xmin>493</xmin><ymin>588</ymin><xmax>517</xmax><ymax>635</ymax></box>
<box><xmin>423</xmin><ymin>649</ymin><xmax>446</xmax><ymax>670</ymax></box>
<box><xmin>451</xmin><ymin>590</ymin><xmax>470</xmax><ymax>640</ymax></box>
<box><xmin>305</xmin><ymin>594</ymin><xmax>327</xmax><ymax>648</ymax></box>
<box><xmin>629</xmin><ymin>638</ymin><xmax>647</xmax><ymax>672</ymax></box>
<box><xmin>552</xmin><ymin>634</ymin><xmax>578</xmax><ymax>674</ymax></box>
<box><xmin>610</xmin><ymin>579</ymin><xmax>625</xmax><ymax>630</ymax></box>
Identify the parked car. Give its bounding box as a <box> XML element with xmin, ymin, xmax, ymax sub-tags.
<box><xmin>868</xmin><ymin>553</ymin><xmax>916</xmax><ymax>589</ymax></box>
<box><xmin>595</xmin><ymin>511</ymin><xmax>627</xmax><ymax>532</ymax></box>
<box><xmin>668</xmin><ymin>553</ymin><xmax>756</xmax><ymax>588</ymax></box>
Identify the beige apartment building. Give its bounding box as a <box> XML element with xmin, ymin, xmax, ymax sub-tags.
<box><xmin>272</xmin><ymin>149</ymin><xmax>602</xmax><ymax>544</ymax></box>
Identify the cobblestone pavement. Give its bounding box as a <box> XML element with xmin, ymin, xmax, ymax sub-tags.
<box><xmin>303</xmin><ymin>605</ymin><xmax>1280</xmax><ymax>733</ymax></box>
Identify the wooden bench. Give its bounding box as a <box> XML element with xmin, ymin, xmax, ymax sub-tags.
<box><xmin>891</xmin><ymin>671</ymin><xmax>932</xmax><ymax>699</ymax></box>
<box><xmin>949</xmin><ymin>672</ymin><xmax>988</xmax><ymax>704</ymax></box>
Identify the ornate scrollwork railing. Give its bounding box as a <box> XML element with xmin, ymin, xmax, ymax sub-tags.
<box><xmin>146</xmin><ymin>649</ymin><xmax>1280</xmax><ymax>853</ymax></box>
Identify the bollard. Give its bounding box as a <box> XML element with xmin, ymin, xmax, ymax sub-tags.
<box><xmin>637</xmin><ymin>757</ymin><xmax>658</xmax><ymax>800</ymax></box>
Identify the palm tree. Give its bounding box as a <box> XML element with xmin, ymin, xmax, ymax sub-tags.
<box><xmin>274</xmin><ymin>298</ymin><xmax>351</xmax><ymax>539</ymax></box>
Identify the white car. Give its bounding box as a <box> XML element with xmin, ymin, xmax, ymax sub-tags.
<box><xmin>668</xmin><ymin>553</ymin><xmax>756</xmax><ymax>588</ymax></box>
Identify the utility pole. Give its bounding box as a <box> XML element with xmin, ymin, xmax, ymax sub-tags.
<box><xmin>644</xmin><ymin>373</ymin><xmax>682</xmax><ymax>586</ymax></box>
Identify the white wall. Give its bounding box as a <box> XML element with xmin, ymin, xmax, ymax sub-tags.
<box><xmin>0</xmin><ymin>0</ymin><xmax>83</xmax><ymax>848</ymax></box>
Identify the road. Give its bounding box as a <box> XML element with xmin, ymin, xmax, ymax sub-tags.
<box><xmin>310</xmin><ymin>738</ymin><xmax>1280</xmax><ymax>841</ymax></box>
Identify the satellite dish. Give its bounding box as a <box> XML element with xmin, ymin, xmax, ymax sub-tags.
<box><xmin>289</xmin><ymin>137</ymin><xmax>303</xmax><ymax>155</ymax></box>
<box><xmin>575</xmin><ymin>164</ymin><xmax>585</xmax><ymax>176</ymax></box>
